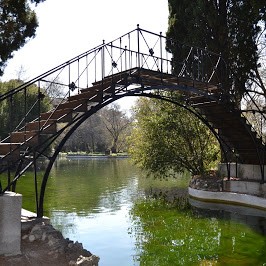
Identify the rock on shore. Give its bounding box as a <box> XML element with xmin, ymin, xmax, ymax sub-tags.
<box><xmin>0</xmin><ymin>219</ymin><xmax>99</xmax><ymax>266</ymax></box>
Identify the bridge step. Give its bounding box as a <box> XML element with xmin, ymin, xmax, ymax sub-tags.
<box><xmin>0</xmin><ymin>143</ymin><xmax>21</xmax><ymax>160</ymax></box>
<box><xmin>75</xmin><ymin>84</ymin><xmax>116</xmax><ymax>103</ymax></box>
<box><xmin>211</xmin><ymin>120</ymin><xmax>252</xmax><ymax>130</ymax></box>
<box><xmin>89</xmin><ymin>92</ymin><xmax>103</xmax><ymax>102</ymax></box>
<box><xmin>230</xmin><ymin>141</ymin><xmax>263</xmax><ymax>150</ymax></box>
<box><xmin>10</xmin><ymin>131</ymin><xmax>39</xmax><ymax>146</ymax></box>
<box><xmin>68</xmin><ymin>90</ymin><xmax>96</xmax><ymax>102</ymax></box>
<box><xmin>25</xmin><ymin>120</ymin><xmax>57</xmax><ymax>134</ymax></box>
<box><xmin>69</xmin><ymin>91</ymin><xmax>103</xmax><ymax>103</ymax></box>
<box><xmin>91</xmin><ymin>68</ymin><xmax>137</xmax><ymax>88</ymax></box>
<box><xmin>214</xmin><ymin>124</ymin><xmax>254</xmax><ymax>134</ymax></box>
<box><xmin>189</xmin><ymin>96</ymin><xmax>217</xmax><ymax>104</ymax></box>
<box><xmin>81</xmin><ymin>82</ymin><xmax>113</xmax><ymax>94</ymax></box>
<box><xmin>40</xmin><ymin>108</ymin><xmax>73</xmax><ymax>123</ymax></box>
<box><xmin>0</xmin><ymin>143</ymin><xmax>21</xmax><ymax>152</ymax></box>
<box><xmin>103</xmin><ymin>84</ymin><xmax>116</xmax><ymax>95</ymax></box>
<box><xmin>57</xmin><ymin>100</ymin><xmax>88</xmax><ymax>112</ymax></box>
<box><xmin>192</xmin><ymin>101</ymin><xmax>224</xmax><ymax>108</ymax></box>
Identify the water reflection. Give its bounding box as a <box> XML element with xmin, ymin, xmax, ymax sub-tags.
<box><xmin>48</xmin><ymin>158</ymin><xmax>143</xmax><ymax>266</ymax></box>
<box><xmin>190</xmin><ymin>198</ymin><xmax>266</xmax><ymax>236</ymax></box>
<box><xmin>14</xmin><ymin>158</ymin><xmax>266</xmax><ymax>266</ymax></box>
<box><xmin>130</xmin><ymin>193</ymin><xmax>266</xmax><ymax>265</ymax></box>
<box><xmin>45</xmin><ymin>158</ymin><xmax>141</xmax><ymax>215</ymax></box>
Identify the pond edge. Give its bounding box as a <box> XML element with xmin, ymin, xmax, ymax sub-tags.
<box><xmin>188</xmin><ymin>187</ymin><xmax>266</xmax><ymax>211</ymax></box>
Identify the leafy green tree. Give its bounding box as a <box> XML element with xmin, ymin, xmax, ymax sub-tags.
<box><xmin>0</xmin><ymin>0</ymin><xmax>45</xmax><ymax>76</ymax></box>
<box><xmin>128</xmin><ymin>96</ymin><xmax>220</xmax><ymax>177</ymax></box>
<box><xmin>0</xmin><ymin>79</ymin><xmax>51</xmax><ymax>139</ymax></box>
<box><xmin>167</xmin><ymin>0</ymin><xmax>266</xmax><ymax>99</ymax></box>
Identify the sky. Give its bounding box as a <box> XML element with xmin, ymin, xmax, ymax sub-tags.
<box><xmin>2</xmin><ymin>0</ymin><xmax>169</xmax><ymax>111</ymax></box>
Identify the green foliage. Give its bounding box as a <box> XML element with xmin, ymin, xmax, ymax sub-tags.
<box><xmin>128</xmin><ymin>96</ymin><xmax>220</xmax><ymax>177</ymax></box>
<box><xmin>0</xmin><ymin>0</ymin><xmax>45</xmax><ymax>76</ymax></box>
<box><xmin>167</xmin><ymin>0</ymin><xmax>266</xmax><ymax>98</ymax></box>
<box><xmin>0</xmin><ymin>79</ymin><xmax>51</xmax><ymax>139</ymax></box>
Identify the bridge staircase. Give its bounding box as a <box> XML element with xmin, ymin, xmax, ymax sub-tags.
<box><xmin>140</xmin><ymin>69</ymin><xmax>266</xmax><ymax>166</ymax></box>
<box><xmin>0</xmin><ymin>74</ymin><xmax>117</xmax><ymax>180</ymax></box>
<box><xmin>0</xmin><ymin>26</ymin><xmax>265</xmax><ymax>216</ymax></box>
<box><xmin>190</xmin><ymin>96</ymin><xmax>265</xmax><ymax>165</ymax></box>
<box><xmin>0</xmin><ymin>68</ymin><xmax>265</xmax><ymax>183</ymax></box>
<box><xmin>122</xmin><ymin>68</ymin><xmax>266</xmax><ymax>166</ymax></box>
<box><xmin>0</xmin><ymin>67</ymin><xmax>138</xmax><ymax>184</ymax></box>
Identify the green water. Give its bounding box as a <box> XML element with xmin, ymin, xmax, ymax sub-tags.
<box><xmin>13</xmin><ymin>158</ymin><xmax>266</xmax><ymax>265</ymax></box>
<box><xmin>131</xmin><ymin>200</ymin><xmax>266</xmax><ymax>265</ymax></box>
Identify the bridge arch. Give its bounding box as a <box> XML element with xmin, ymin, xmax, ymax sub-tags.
<box><xmin>37</xmin><ymin>88</ymin><xmax>233</xmax><ymax>217</ymax></box>
<box><xmin>0</xmin><ymin>26</ymin><xmax>265</xmax><ymax>217</ymax></box>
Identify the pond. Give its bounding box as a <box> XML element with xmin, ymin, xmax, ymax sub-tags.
<box><xmin>15</xmin><ymin>158</ymin><xmax>266</xmax><ymax>265</ymax></box>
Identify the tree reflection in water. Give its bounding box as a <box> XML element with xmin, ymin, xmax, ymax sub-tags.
<box><xmin>130</xmin><ymin>194</ymin><xmax>266</xmax><ymax>266</ymax></box>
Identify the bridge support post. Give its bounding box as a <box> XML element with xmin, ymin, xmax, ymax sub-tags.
<box><xmin>0</xmin><ymin>192</ymin><xmax>22</xmax><ymax>255</ymax></box>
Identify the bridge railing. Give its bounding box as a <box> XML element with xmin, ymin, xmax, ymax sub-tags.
<box><xmin>0</xmin><ymin>26</ymin><xmax>227</xmax><ymax>143</ymax></box>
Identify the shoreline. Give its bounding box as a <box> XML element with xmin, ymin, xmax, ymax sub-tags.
<box><xmin>0</xmin><ymin>209</ymin><xmax>99</xmax><ymax>265</ymax></box>
<box><xmin>188</xmin><ymin>175</ymin><xmax>266</xmax><ymax>211</ymax></box>
<box><xmin>188</xmin><ymin>187</ymin><xmax>266</xmax><ymax>211</ymax></box>
<box><xmin>65</xmin><ymin>154</ymin><xmax>129</xmax><ymax>159</ymax></box>
<box><xmin>3</xmin><ymin>177</ymin><xmax>266</xmax><ymax>264</ymax></box>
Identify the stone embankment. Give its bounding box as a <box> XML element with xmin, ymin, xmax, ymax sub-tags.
<box><xmin>189</xmin><ymin>171</ymin><xmax>266</xmax><ymax>211</ymax></box>
<box><xmin>0</xmin><ymin>217</ymin><xmax>99</xmax><ymax>266</ymax></box>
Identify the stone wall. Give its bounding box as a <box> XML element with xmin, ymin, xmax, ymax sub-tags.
<box><xmin>218</xmin><ymin>163</ymin><xmax>266</xmax><ymax>181</ymax></box>
<box><xmin>223</xmin><ymin>180</ymin><xmax>266</xmax><ymax>197</ymax></box>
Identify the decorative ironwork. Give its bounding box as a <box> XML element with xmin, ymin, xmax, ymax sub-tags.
<box><xmin>0</xmin><ymin>26</ymin><xmax>265</xmax><ymax>217</ymax></box>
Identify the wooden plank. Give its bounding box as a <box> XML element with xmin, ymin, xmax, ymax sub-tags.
<box><xmin>89</xmin><ymin>92</ymin><xmax>103</xmax><ymax>103</ymax></box>
<box><xmin>25</xmin><ymin>120</ymin><xmax>57</xmax><ymax>134</ymax></box>
<box><xmin>40</xmin><ymin>109</ymin><xmax>73</xmax><ymax>123</ymax></box>
<box><xmin>189</xmin><ymin>96</ymin><xmax>214</xmax><ymax>104</ymax></box>
<box><xmin>57</xmin><ymin>100</ymin><xmax>88</xmax><ymax>112</ymax></box>
<box><xmin>10</xmin><ymin>131</ymin><xmax>39</xmax><ymax>146</ymax></box>
<box><xmin>103</xmin><ymin>84</ymin><xmax>116</xmax><ymax>94</ymax></box>
<box><xmin>68</xmin><ymin>91</ymin><xmax>96</xmax><ymax>102</ymax></box>
<box><xmin>0</xmin><ymin>143</ymin><xmax>21</xmax><ymax>161</ymax></box>
<box><xmin>0</xmin><ymin>143</ymin><xmax>21</xmax><ymax>154</ymax></box>
<box><xmin>81</xmin><ymin>83</ymin><xmax>107</xmax><ymax>93</ymax></box>
<box><xmin>92</xmin><ymin>67</ymin><xmax>139</xmax><ymax>86</ymax></box>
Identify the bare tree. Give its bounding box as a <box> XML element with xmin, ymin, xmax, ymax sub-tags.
<box><xmin>62</xmin><ymin>113</ymin><xmax>109</xmax><ymax>153</ymax></box>
<box><xmin>44</xmin><ymin>77</ymin><xmax>66</xmax><ymax>100</ymax></box>
<box><xmin>100</xmin><ymin>104</ymin><xmax>132</xmax><ymax>153</ymax></box>
<box><xmin>15</xmin><ymin>65</ymin><xmax>28</xmax><ymax>81</ymax></box>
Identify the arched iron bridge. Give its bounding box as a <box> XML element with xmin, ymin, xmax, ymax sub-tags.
<box><xmin>0</xmin><ymin>25</ymin><xmax>265</xmax><ymax>217</ymax></box>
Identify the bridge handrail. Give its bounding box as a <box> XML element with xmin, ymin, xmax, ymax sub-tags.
<box><xmin>0</xmin><ymin>25</ymin><xmax>229</xmax><ymax>147</ymax></box>
<box><xmin>0</xmin><ymin>26</ymin><xmax>226</xmax><ymax>101</ymax></box>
